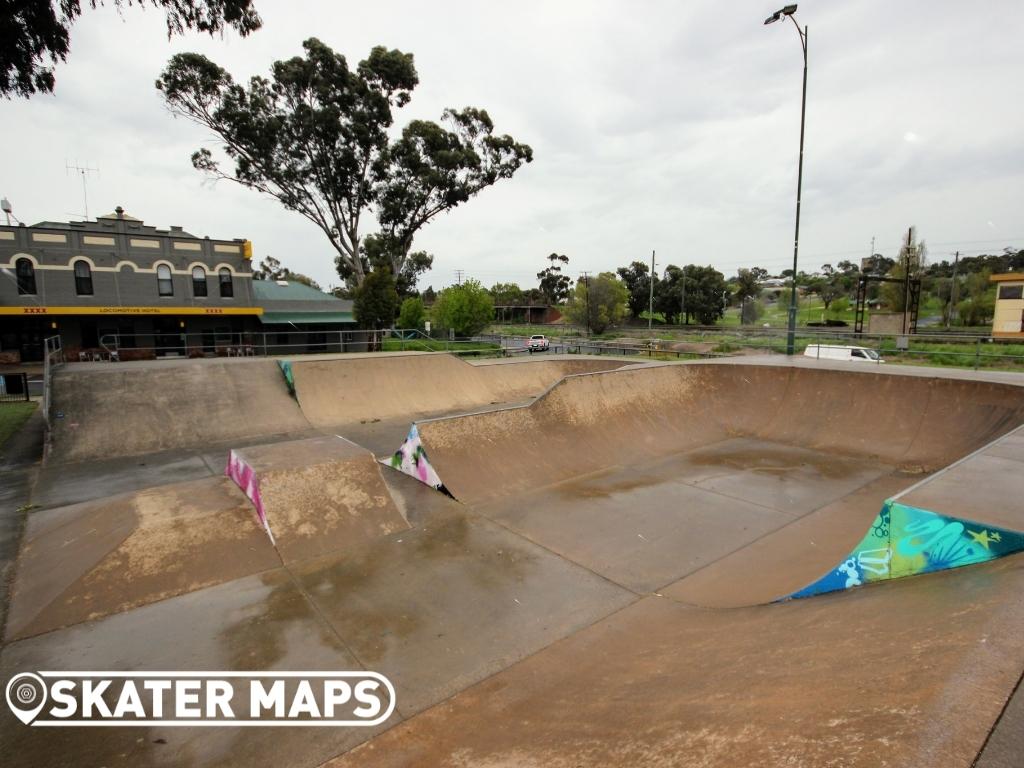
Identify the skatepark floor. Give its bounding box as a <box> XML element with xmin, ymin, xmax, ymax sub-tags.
<box><xmin>3</xmin><ymin>356</ymin><xmax>1024</xmax><ymax>767</ymax></box>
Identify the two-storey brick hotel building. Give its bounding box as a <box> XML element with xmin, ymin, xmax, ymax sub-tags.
<box><xmin>0</xmin><ymin>208</ymin><xmax>353</xmax><ymax>361</ymax></box>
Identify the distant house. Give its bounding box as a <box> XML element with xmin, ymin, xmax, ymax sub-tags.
<box><xmin>252</xmin><ymin>279</ymin><xmax>360</xmax><ymax>354</ymax></box>
<box><xmin>990</xmin><ymin>273</ymin><xmax>1024</xmax><ymax>338</ymax></box>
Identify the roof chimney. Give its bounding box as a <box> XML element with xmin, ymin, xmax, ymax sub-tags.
<box><xmin>115</xmin><ymin>205</ymin><xmax>124</xmax><ymax>219</ymax></box>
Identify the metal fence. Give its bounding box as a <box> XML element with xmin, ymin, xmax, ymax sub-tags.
<box><xmin>480</xmin><ymin>326</ymin><xmax>1024</xmax><ymax>371</ymax></box>
<box><xmin>40</xmin><ymin>324</ymin><xmax>1024</xmax><ymax>371</ymax></box>
<box><xmin>43</xmin><ymin>335</ymin><xmax>64</xmax><ymax>435</ymax></box>
<box><xmin>76</xmin><ymin>328</ymin><xmax>507</xmax><ymax>361</ymax></box>
<box><xmin>0</xmin><ymin>372</ymin><xmax>29</xmax><ymax>403</ymax></box>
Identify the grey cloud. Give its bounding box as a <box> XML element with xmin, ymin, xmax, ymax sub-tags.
<box><xmin>3</xmin><ymin>0</ymin><xmax>1023</xmax><ymax>290</ymax></box>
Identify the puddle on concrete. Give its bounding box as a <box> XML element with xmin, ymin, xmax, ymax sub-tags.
<box><xmin>684</xmin><ymin>443</ymin><xmax>879</xmax><ymax>481</ymax></box>
<box><xmin>555</xmin><ymin>470</ymin><xmax>666</xmax><ymax>500</ymax></box>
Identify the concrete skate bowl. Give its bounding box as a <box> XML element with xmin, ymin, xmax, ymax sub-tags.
<box><xmin>285</xmin><ymin>353</ymin><xmax>631</xmax><ymax>427</ymax></box>
<box><xmin>390</xmin><ymin>363</ymin><xmax>1024</xmax><ymax>603</ymax></box>
<box><xmin>46</xmin><ymin>354</ymin><xmax>628</xmax><ymax>463</ymax></box>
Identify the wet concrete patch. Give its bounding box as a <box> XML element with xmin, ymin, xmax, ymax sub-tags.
<box><xmin>289</xmin><ymin>510</ymin><xmax>636</xmax><ymax>718</ymax></box>
<box><xmin>0</xmin><ymin>468</ymin><xmax>34</xmax><ymax>637</ymax></box>
<box><xmin>662</xmin><ymin>470</ymin><xmax>920</xmax><ymax>606</ymax></box>
<box><xmin>676</xmin><ymin>438</ymin><xmax>895</xmax><ymax>515</ymax></box>
<box><xmin>6</xmin><ymin>477</ymin><xmax>281</xmax><ymax>641</ymax></box>
<box><xmin>481</xmin><ymin>464</ymin><xmax>793</xmax><ymax>593</ymax></box>
<box><xmin>0</xmin><ymin>568</ymin><xmax>388</xmax><ymax>768</ymax></box>
<box><xmin>901</xmin><ymin>453</ymin><xmax>1024</xmax><ymax>530</ymax></box>
<box><xmin>325</xmin><ymin>555</ymin><xmax>1024</xmax><ymax>768</ymax></box>
<box><xmin>35</xmin><ymin>452</ymin><xmax>213</xmax><ymax>510</ymax></box>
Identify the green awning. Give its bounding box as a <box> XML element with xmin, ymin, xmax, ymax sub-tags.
<box><xmin>258</xmin><ymin>311</ymin><xmax>354</xmax><ymax>325</ymax></box>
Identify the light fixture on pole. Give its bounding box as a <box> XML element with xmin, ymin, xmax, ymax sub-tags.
<box><xmin>764</xmin><ymin>3</ymin><xmax>807</xmax><ymax>356</ymax></box>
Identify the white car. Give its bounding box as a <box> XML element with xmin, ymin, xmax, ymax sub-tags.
<box><xmin>803</xmin><ymin>344</ymin><xmax>883</xmax><ymax>363</ymax></box>
<box><xmin>527</xmin><ymin>334</ymin><xmax>550</xmax><ymax>353</ymax></box>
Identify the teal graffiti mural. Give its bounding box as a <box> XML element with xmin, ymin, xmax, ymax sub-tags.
<box><xmin>788</xmin><ymin>500</ymin><xmax>1024</xmax><ymax>599</ymax></box>
<box><xmin>277</xmin><ymin>360</ymin><xmax>296</xmax><ymax>397</ymax></box>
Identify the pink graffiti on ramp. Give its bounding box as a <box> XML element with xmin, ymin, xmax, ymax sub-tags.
<box><xmin>226</xmin><ymin>449</ymin><xmax>277</xmax><ymax>545</ymax></box>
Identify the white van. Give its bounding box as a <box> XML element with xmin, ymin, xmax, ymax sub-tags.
<box><xmin>803</xmin><ymin>344</ymin><xmax>883</xmax><ymax>363</ymax></box>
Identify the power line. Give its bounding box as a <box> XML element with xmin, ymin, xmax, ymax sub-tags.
<box><xmin>453</xmin><ymin>269</ymin><xmax>464</xmax><ymax>285</ymax></box>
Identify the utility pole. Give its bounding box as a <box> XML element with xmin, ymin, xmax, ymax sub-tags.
<box><xmin>680</xmin><ymin>266</ymin><xmax>687</xmax><ymax>326</ymax></box>
<box><xmin>454</xmin><ymin>269</ymin><xmax>464</xmax><ymax>285</ymax></box>
<box><xmin>648</xmin><ymin>250</ymin><xmax>655</xmax><ymax>334</ymax></box>
<box><xmin>948</xmin><ymin>250</ymin><xmax>960</xmax><ymax>329</ymax></box>
<box><xmin>902</xmin><ymin>227</ymin><xmax>913</xmax><ymax>335</ymax></box>
<box><xmin>580</xmin><ymin>271</ymin><xmax>592</xmax><ymax>336</ymax></box>
<box><xmin>66</xmin><ymin>161</ymin><xmax>99</xmax><ymax>220</ymax></box>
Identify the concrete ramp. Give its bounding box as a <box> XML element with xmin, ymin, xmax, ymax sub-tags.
<box><xmin>46</xmin><ymin>354</ymin><xmax>626</xmax><ymax>464</ymax></box>
<box><xmin>226</xmin><ymin>436</ymin><xmax>410</xmax><ymax>563</ymax></box>
<box><xmin>4</xmin><ymin>477</ymin><xmax>280</xmax><ymax>641</ymax></box>
<box><xmin>402</xmin><ymin>364</ymin><xmax>1024</xmax><ymax>505</ymax></box>
<box><xmin>48</xmin><ymin>359</ymin><xmax>309</xmax><ymax>464</ymax></box>
<box><xmin>287</xmin><ymin>354</ymin><xmax>628</xmax><ymax>428</ymax></box>
<box><xmin>8</xmin><ymin>436</ymin><xmax>418</xmax><ymax>640</ymax></box>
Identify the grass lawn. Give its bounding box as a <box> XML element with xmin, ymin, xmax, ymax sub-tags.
<box><xmin>0</xmin><ymin>401</ymin><xmax>37</xmax><ymax>449</ymax></box>
<box><xmin>487</xmin><ymin>324</ymin><xmax>583</xmax><ymax>338</ymax></box>
<box><xmin>381</xmin><ymin>339</ymin><xmax>502</xmax><ymax>354</ymax></box>
<box><xmin>876</xmin><ymin>339</ymin><xmax>1024</xmax><ymax>370</ymax></box>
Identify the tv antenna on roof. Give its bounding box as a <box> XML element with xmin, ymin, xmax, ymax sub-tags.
<box><xmin>66</xmin><ymin>160</ymin><xmax>99</xmax><ymax>220</ymax></box>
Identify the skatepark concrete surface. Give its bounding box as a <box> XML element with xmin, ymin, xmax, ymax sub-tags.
<box><xmin>47</xmin><ymin>353</ymin><xmax>631</xmax><ymax>463</ymax></box>
<box><xmin>3</xmin><ymin>352</ymin><xmax>1024</xmax><ymax>767</ymax></box>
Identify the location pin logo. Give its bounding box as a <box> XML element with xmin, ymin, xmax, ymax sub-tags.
<box><xmin>6</xmin><ymin>672</ymin><xmax>48</xmax><ymax>725</ymax></box>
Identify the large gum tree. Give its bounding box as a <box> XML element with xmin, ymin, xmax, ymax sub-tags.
<box><xmin>157</xmin><ymin>39</ymin><xmax>533</xmax><ymax>287</ymax></box>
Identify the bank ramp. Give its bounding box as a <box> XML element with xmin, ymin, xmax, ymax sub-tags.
<box><xmin>286</xmin><ymin>354</ymin><xmax>628</xmax><ymax>427</ymax></box>
<box><xmin>47</xmin><ymin>358</ymin><xmax>309</xmax><ymax>464</ymax></box>
<box><xmin>7</xmin><ymin>435</ymin><xmax>444</xmax><ymax>641</ymax></box>
<box><xmin>47</xmin><ymin>354</ymin><xmax>627</xmax><ymax>463</ymax></box>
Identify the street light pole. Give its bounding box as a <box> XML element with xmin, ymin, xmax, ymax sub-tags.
<box><xmin>765</xmin><ymin>5</ymin><xmax>808</xmax><ymax>356</ymax></box>
<box><xmin>648</xmin><ymin>250</ymin><xmax>655</xmax><ymax>334</ymax></box>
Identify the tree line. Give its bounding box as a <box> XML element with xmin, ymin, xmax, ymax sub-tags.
<box><xmin>257</xmin><ymin>228</ymin><xmax>1023</xmax><ymax>338</ymax></box>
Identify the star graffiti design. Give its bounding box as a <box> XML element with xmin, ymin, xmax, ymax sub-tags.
<box><xmin>967</xmin><ymin>529</ymin><xmax>998</xmax><ymax>550</ymax></box>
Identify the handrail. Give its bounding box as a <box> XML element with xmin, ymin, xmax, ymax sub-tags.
<box><xmin>42</xmin><ymin>336</ymin><xmax>64</xmax><ymax>451</ymax></box>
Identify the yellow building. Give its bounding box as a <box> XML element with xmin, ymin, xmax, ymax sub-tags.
<box><xmin>991</xmin><ymin>273</ymin><xmax>1024</xmax><ymax>338</ymax></box>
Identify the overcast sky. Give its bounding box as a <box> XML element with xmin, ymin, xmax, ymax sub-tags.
<box><xmin>3</xmin><ymin>0</ymin><xmax>1023</xmax><ymax>290</ymax></box>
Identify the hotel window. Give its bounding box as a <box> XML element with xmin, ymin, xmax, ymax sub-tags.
<box><xmin>192</xmin><ymin>266</ymin><xmax>208</xmax><ymax>297</ymax></box>
<box><xmin>219</xmin><ymin>267</ymin><xmax>234</xmax><ymax>297</ymax></box>
<box><xmin>998</xmin><ymin>284</ymin><xmax>1023</xmax><ymax>300</ymax></box>
<box><xmin>157</xmin><ymin>264</ymin><xmax>174</xmax><ymax>296</ymax></box>
<box><xmin>15</xmin><ymin>258</ymin><xmax>36</xmax><ymax>295</ymax></box>
<box><xmin>74</xmin><ymin>260</ymin><xmax>94</xmax><ymax>295</ymax></box>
